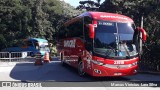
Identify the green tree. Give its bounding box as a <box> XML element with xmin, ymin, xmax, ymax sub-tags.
<box><xmin>99</xmin><ymin>0</ymin><xmax>160</xmax><ymax>70</ymax></box>
<box><xmin>0</xmin><ymin>0</ymin><xmax>81</xmax><ymax>50</ymax></box>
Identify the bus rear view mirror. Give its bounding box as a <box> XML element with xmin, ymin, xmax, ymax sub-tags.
<box><xmin>88</xmin><ymin>24</ymin><xmax>95</xmax><ymax>39</ymax></box>
<box><xmin>137</xmin><ymin>27</ymin><xmax>147</xmax><ymax>42</ymax></box>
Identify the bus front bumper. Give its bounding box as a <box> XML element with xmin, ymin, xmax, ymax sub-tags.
<box><xmin>91</xmin><ymin>63</ymin><xmax>138</xmax><ymax>77</ymax></box>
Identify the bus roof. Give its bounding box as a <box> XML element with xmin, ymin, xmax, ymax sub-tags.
<box><xmin>27</xmin><ymin>38</ymin><xmax>48</xmax><ymax>42</ymax></box>
<box><xmin>64</xmin><ymin>12</ymin><xmax>134</xmax><ymax>26</ymax></box>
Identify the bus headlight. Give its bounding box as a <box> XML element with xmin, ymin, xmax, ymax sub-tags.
<box><xmin>132</xmin><ymin>61</ymin><xmax>138</xmax><ymax>66</ymax></box>
<box><xmin>91</xmin><ymin>60</ymin><xmax>103</xmax><ymax>65</ymax></box>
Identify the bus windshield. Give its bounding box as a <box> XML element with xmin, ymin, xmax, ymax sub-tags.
<box><xmin>94</xmin><ymin>20</ymin><xmax>138</xmax><ymax>59</ymax></box>
<box><xmin>38</xmin><ymin>42</ymin><xmax>50</xmax><ymax>52</ymax></box>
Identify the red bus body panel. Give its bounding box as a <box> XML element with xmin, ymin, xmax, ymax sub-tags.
<box><xmin>64</xmin><ymin>12</ymin><xmax>133</xmax><ymax>26</ymax></box>
<box><xmin>57</xmin><ymin>12</ymin><xmax>139</xmax><ymax>77</ymax></box>
<box><xmin>86</xmin><ymin>56</ymin><xmax>138</xmax><ymax>76</ymax></box>
<box><xmin>57</xmin><ymin>38</ymin><xmax>139</xmax><ymax>77</ymax></box>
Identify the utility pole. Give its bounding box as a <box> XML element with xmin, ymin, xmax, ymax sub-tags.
<box><xmin>141</xmin><ymin>16</ymin><xmax>143</xmax><ymax>28</ymax></box>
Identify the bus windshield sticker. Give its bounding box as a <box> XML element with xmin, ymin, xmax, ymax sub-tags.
<box><xmin>98</xmin><ymin>21</ymin><xmax>114</xmax><ymax>26</ymax></box>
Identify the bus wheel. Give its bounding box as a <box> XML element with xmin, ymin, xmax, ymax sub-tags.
<box><xmin>78</xmin><ymin>60</ymin><xmax>85</xmax><ymax>76</ymax></box>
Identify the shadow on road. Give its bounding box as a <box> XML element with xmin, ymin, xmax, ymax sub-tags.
<box><xmin>9</xmin><ymin>60</ymin><xmax>130</xmax><ymax>82</ymax></box>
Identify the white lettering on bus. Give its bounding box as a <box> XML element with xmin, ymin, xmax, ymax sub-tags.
<box><xmin>64</xmin><ymin>40</ymin><xmax>76</xmax><ymax>48</ymax></box>
<box><xmin>114</xmin><ymin>61</ymin><xmax>124</xmax><ymax>65</ymax></box>
<box><xmin>100</xmin><ymin>15</ymin><xmax>128</xmax><ymax>20</ymax></box>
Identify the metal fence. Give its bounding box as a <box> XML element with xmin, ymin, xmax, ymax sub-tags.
<box><xmin>0</xmin><ymin>52</ymin><xmax>34</xmax><ymax>62</ymax></box>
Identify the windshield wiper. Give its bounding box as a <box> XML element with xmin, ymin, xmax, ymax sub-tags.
<box><xmin>115</xmin><ymin>33</ymin><xmax>131</xmax><ymax>59</ymax></box>
<box><xmin>114</xmin><ymin>33</ymin><xmax>120</xmax><ymax>56</ymax></box>
<box><xmin>121</xmin><ymin>42</ymin><xmax>131</xmax><ymax>59</ymax></box>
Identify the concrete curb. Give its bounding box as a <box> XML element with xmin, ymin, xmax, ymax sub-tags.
<box><xmin>138</xmin><ymin>71</ymin><xmax>160</xmax><ymax>75</ymax></box>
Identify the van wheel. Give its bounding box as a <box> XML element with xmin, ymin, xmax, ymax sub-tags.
<box><xmin>78</xmin><ymin>60</ymin><xmax>85</xmax><ymax>76</ymax></box>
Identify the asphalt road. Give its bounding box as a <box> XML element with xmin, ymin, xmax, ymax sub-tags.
<box><xmin>0</xmin><ymin>58</ymin><xmax>160</xmax><ymax>89</ymax></box>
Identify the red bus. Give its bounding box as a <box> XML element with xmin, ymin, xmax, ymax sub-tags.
<box><xmin>57</xmin><ymin>12</ymin><xmax>147</xmax><ymax>77</ymax></box>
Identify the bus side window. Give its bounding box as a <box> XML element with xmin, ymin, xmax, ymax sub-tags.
<box><xmin>84</xmin><ymin>26</ymin><xmax>90</xmax><ymax>41</ymax></box>
<box><xmin>27</xmin><ymin>41</ymin><xmax>33</xmax><ymax>47</ymax></box>
<box><xmin>84</xmin><ymin>17</ymin><xmax>93</xmax><ymax>40</ymax></box>
<box><xmin>34</xmin><ymin>41</ymin><xmax>39</xmax><ymax>50</ymax></box>
<box><xmin>84</xmin><ymin>17</ymin><xmax>93</xmax><ymax>51</ymax></box>
<box><xmin>66</xmin><ymin>25</ymin><xmax>72</xmax><ymax>38</ymax></box>
<box><xmin>58</xmin><ymin>26</ymin><xmax>67</xmax><ymax>39</ymax></box>
<box><xmin>84</xmin><ymin>16</ymin><xmax>92</xmax><ymax>25</ymax></box>
<box><xmin>84</xmin><ymin>16</ymin><xmax>92</xmax><ymax>40</ymax></box>
<box><xmin>66</xmin><ymin>20</ymin><xmax>83</xmax><ymax>38</ymax></box>
<box><xmin>22</xmin><ymin>41</ymin><xmax>28</xmax><ymax>48</ymax></box>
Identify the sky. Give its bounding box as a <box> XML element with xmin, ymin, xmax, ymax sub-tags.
<box><xmin>60</xmin><ymin>0</ymin><xmax>105</xmax><ymax>7</ymax></box>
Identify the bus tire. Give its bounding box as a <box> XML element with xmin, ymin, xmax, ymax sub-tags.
<box><xmin>78</xmin><ymin>60</ymin><xmax>85</xmax><ymax>76</ymax></box>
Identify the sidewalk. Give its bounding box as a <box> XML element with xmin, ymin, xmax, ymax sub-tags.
<box><xmin>138</xmin><ymin>70</ymin><xmax>160</xmax><ymax>75</ymax></box>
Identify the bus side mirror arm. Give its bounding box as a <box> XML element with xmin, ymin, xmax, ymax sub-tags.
<box><xmin>137</xmin><ymin>27</ymin><xmax>147</xmax><ymax>42</ymax></box>
<box><xmin>88</xmin><ymin>24</ymin><xmax>95</xmax><ymax>39</ymax></box>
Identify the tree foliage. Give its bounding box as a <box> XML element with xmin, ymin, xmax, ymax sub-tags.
<box><xmin>99</xmin><ymin>0</ymin><xmax>160</xmax><ymax>70</ymax></box>
<box><xmin>0</xmin><ymin>0</ymin><xmax>81</xmax><ymax>50</ymax></box>
<box><xmin>76</xmin><ymin>0</ymin><xmax>101</xmax><ymax>11</ymax></box>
